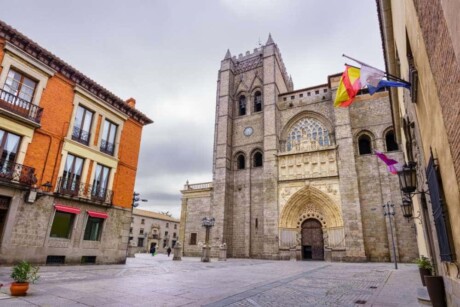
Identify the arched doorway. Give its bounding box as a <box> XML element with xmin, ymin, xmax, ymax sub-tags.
<box><xmin>301</xmin><ymin>219</ymin><xmax>324</xmax><ymax>260</ymax></box>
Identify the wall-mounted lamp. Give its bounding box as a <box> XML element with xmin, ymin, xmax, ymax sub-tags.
<box><xmin>397</xmin><ymin>161</ymin><xmax>428</xmax><ymax>219</ymax></box>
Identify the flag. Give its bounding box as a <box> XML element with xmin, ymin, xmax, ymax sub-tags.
<box><xmin>374</xmin><ymin>150</ymin><xmax>402</xmax><ymax>175</ymax></box>
<box><xmin>334</xmin><ymin>66</ymin><xmax>361</xmax><ymax>108</ymax></box>
<box><xmin>360</xmin><ymin>64</ymin><xmax>410</xmax><ymax>94</ymax></box>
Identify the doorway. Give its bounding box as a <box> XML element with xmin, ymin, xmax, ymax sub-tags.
<box><xmin>301</xmin><ymin>219</ymin><xmax>324</xmax><ymax>260</ymax></box>
<box><xmin>0</xmin><ymin>196</ymin><xmax>10</xmax><ymax>245</ymax></box>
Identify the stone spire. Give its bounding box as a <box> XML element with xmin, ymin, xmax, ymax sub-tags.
<box><xmin>266</xmin><ymin>33</ymin><xmax>275</xmax><ymax>45</ymax></box>
<box><xmin>224</xmin><ymin>49</ymin><xmax>232</xmax><ymax>60</ymax></box>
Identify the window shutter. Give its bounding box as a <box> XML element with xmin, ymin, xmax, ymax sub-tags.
<box><xmin>426</xmin><ymin>156</ymin><xmax>455</xmax><ymax>262</ymax></box>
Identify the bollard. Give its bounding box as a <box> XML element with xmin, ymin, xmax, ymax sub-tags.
<box><xmin>173</xmin><ymin>242</ymin><xmax>182</xmax><ymax>261</ymax></box>
<box><xmin>218</xmin><ymin>243</ymin><xmax>227</xmax><ymax>261</ymax></box>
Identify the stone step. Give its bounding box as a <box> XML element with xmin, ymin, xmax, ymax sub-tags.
<box><xmin>417</xmin><ymin>287</ymin><xmax>432</xmax><ymax>306</ymax></box>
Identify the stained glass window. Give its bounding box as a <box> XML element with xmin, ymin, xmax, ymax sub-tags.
<box><xmin>286</xmin><ymin>118</ymin><xmax>330</xmax><ymax>151</ymax></box>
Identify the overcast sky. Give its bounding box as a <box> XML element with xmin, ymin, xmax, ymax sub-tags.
<box><xmin>0</xmin><ymin>0</ymin><xmax>384</xmax><ymax>218</ymax></box>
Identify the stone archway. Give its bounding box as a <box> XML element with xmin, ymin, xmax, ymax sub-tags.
<box><xmin>279</xmin><ymin>185</ymin><xmax>344</xmax><ymax>258</ymax></box>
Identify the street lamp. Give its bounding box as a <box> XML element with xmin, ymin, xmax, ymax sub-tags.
<box><xmin>396</xmin><ymin>161</ymin><xmax>428</xmax><ymax>219</ymax></box>
<box><xmin>201</xmin><ymin>217</ymin><xmax>215</xmax><ymax>262</ymax></box>
<box><xmin>383</xmin><ymin>202</ymin><xmax>398</xmax><ymax>270</ymax></box>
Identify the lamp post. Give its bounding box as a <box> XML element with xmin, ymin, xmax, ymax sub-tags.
<box><xmin>397</xmin><ymin>161</ymin><xmax>427</xmax><ymax>220</ymax></box>
<box><xmin>201</xmin><ymin>217</ymin><xmax>215</xmax><ymax>262</ymax></box>
<box><xmin>383</xmin><ymin>202</ymin><xmax>398</xmax><ymax>270</ymax></box>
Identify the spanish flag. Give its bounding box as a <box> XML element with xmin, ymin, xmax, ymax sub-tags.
<box><xmin>334</xmin><ymin>66</ymin><xmax>361</xmax><ymax>107</ymax></box>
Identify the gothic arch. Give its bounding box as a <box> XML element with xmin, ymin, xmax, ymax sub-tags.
<box><xmin>279</xmin><ymin>185</ymin><xmax>343</xmax><ymax>229</ymax></box>
<box><xmin>280</xmin><ymin>111</ymin><xmax>334</xmax><ymax>142</ymax></box>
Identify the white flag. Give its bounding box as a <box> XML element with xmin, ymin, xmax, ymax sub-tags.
<box><xmin>360</xmin><ymin>64</ymin><xmax>385</xmax><ymax>88</ymax></box>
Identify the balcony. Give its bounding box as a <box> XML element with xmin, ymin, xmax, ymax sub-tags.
<box><xmin>100</xmin><ymin>139</ymin><xmax>115</xmax><ymax>155</ymax></box>
<box><xmin>56</xmin><ymin>177</ymin><xmax>113</xmax><ymax>206</ymax></box>
<box><xmin>71</xmin><ymin>126</ymin><xmax>91</xmax><ymax>145</ymax></box>
<box><xmin>0</xmin><ymin>89</ymin><xmax>43</xmax><ymax>124</ymax></box>
<box><xmin>0</xmin><ymin>159</ymin><xmax>36</xmax><ymax>186</ymax></box>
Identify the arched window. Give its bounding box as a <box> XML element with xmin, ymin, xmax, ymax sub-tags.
<box><xmin>236</xmin><ymin>154</ymin><xmax>245</xmax><ymax>170</ymax></box>
<box><xmin>253</xmin><ymin>151</ymin><xmax>263</xmax><ymax>167</ymax></box>
<box><xmin>238</xmin><ymin>95</ymin><xmax>246</xmax><ymax>116</ymax></box>
<box><xmin>254</xmin><ymin>91</ymin><xmax>262</xmax><ymax>112</ymax></box>
<box><xmin>286</xmin><ymin>118</ymin><xmax>331</xmax><ymax>151</ymax></box>
<box><xmin>385</xmin><ymin>130</ymin><xmax>398</xmax><ymax>152</ymax></box>
<box><xmin>358</xmin><ymin>134</ymin><xmax>372</xmax><ymax>155</ymax></box>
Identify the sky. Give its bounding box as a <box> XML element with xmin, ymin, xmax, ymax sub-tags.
<box><xmin>0</xmin><ymin>0</ymin><xmax>384</xmax><ymax>218</ymax></box>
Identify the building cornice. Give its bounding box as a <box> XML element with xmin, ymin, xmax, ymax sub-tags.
<box><xmin>0</xmin><ymin>20</ymin><xmax>153</xmax><ymax>125</ymax></box>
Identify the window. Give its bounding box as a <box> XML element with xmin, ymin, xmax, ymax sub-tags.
<box><xmin>174</xmin><ymin>224</ymin><xmax>177</xmax><ymax>229</ymax></box>
<box><xmin>286</xmin><ymin>118</ymin><xmax>331</xmax><ymax>151</ymax></box>
<box><xmin>141</xmin><ymin>219</ymin><xmax>145</xmax><ymax>224</ymax></box>
<box><xmin>323</xmin><ymin>89</ymin><xmax>327</xmax><ymax>93</ymax></box>
<box><xmin>137</xmin><ymin>237</ymin><xmax>144</xmax><ymax>247</ymax></box>
<box><xmin>253</xmin><ymin>151</ymin><xmax>263</xmax><ymax>167</ymax></box>
<box><xmin>358</xmin><ymin>134</ymin><xmax>372</xmax><ymax>155</ymax></box>
<box><xmin>91</xmin><ymin>164</ymin><xmax>110</xmax><ymax>201</ymax></box>
<box><xmin>299</xmin><ymin>94</ymin><xmax>303</xmax><ymax>98</ymax></box>
<box><xmin>291</xmin><ymin>96</ymin><xmax>295</xmax><ymax>100</ymax></box>
<box><xmin>315</xmin><ymin>90</ymin><xmax>319</xmax><ymax>94</ymax></box>
<box><xmin>129</xmin><ymin>236</ymin><xmax>133</xmax><ymax>242</ymax></box>
<box><xmin>3</xmin><ymin>69</ymin><xmax>37</xmax><ymax>103</ymax></box>
<box><xmin>131</xmin><ymin>217</ymin><xmax>134</xmax><ymax>223</ymax></box>
<box><xmin>50</xmin><ymin>211</ymin><xmax>75</xmax><ymax>238</ymax></box>
<box><xmin>238</xmin><ymin>95</ymin><xmax>246</xmax><ymax>116</ymax></box>
<box><xmin>283</xmin><ymin>97</ymin><xmax>287</xmax><ymax>101</ymax></box>
<box><xmin>190</xmin><ymin>233</ymin><xmax>197</xmax><ymax>245</ymax></box>
<box><xmin>139</xmin><ymin>228</ymin><xmax>144</xmax><ymax>235</ymax></box>
<box><xmin>307</xmin><ymin>92</ymin><xmax>311</xmax><ymax>96</ymax></box>
<box><xmin>166</xmin><ymin>222</ymin><xmax>169</xmax><ymax>228</ymax></box>
<box><xmin>236</xmin><ymin>154</ymin><xmax>245</xmax><ymax>170</ymax></box>
<box><xmin>385</xmin><ymin>130</ymin><xmax>399</xmax><ymax>152</ymax></box>
<box><xmin>130</xmin><ymin>227</ymin><xmax>133</xmax><ymax>234</ymax></box>
<box><xmin>84</xmin><ymin>217</ymin><xmax>104</xmax><ymax>241</ymax></box>
<box><xmin>60</xmin><ymin>154</ymin><xmax>84</xmax><ymax>195</ymax></box>
<box><xmin>165</xmin><ymin>231</ymin><xmax>169</xmax><ymax>237</ymax></box>
<box><xmin>173</xmin><ymin>232</ymin><xmax>176</xmax><ymax>238</ymax></box>
<box><xmin>72</xmin><ymin>105</ymin><xmax>94</xmax><ymax>145</ymax></box>
<box><xmin>100</xmin><ymin>119</ymin><xmax>117</xmax><ymax>155</ymax></box>
<box><xmin>0</xmin><ymin>129</ymin><xmax>21</xmax><ymax>174</ymax></box>
<box><xmin>254</xmin><ymin>91</ymin><xmax>262</xmax><ymax>112</ymax></box>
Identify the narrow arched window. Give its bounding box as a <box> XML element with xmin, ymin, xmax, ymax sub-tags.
<box><xmin>254</xmin><ymin>91</ymin><xmax>262</xmax><ymax>112</ymax></box>
<box><xmin>385</xmin><ymin>130</ymin><xmax>398</xmax><ymax>152</ymax></box>
<box><xmin>236</xmin><ymin>154</ymin><xmax>245</xmax><ymax>170</ymax></box>
<box><xmin>253</xmin><ymin>151</ymin><xmax>263</xmax><ymax>167</ymax></box>
<box><xmin>358</xmin><ymin>135</ymin><xmax>372</xmax><ymax>155</ymax></box>
<box><xmin>239</xmin><ymin>95</ymin><xmax>246</xmax><ymax>116</ymax></box>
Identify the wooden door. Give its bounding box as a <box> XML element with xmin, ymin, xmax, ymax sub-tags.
<box><xmin>301</xmin><ymin>219</ymin><xmax>324</xmax><ymax>260</ymax></box>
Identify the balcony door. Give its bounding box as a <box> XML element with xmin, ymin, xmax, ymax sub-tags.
<box><xmin>72</xmin><ymin>105</ymin><xmax>93</xmax><ymax>145</ymax></box>
<box><xmin>92</xmin><ymin>164</ymin><xmax>110</xmax><ymax>201</ymax></box>
<box><xmin>0</xmin><ymin>129</ymin><xmax>21</xmax><ymax>180</ymax></box>
<box><xmin>2</xmin><ymin>69</ymin><xmax>37</xmax><ymax>103</ymax></box>
<box><xmin>61</xmin><ymin>154</ymin><xmax>84</xmax><ymax>195</ymax></box>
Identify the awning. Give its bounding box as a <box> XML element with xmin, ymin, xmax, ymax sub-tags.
<box><xmin>87</xmin><ymin>210</ymin><xmax>109</xmax><ymax>219</ymax></box>
<box><xmin>54</xmin><ymin>204</ymin><xmax>81</xmax><ymax>214</ymax></box>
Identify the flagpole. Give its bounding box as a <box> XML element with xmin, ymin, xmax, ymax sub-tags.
<box><xmin>343</xmin><ymin>54</ymin><xmax>411</xmax><ymax>85</ymax></box>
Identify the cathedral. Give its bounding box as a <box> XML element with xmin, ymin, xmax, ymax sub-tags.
<box><xmin>179</xmin><ymin>35</ymin><xmax>418</xmax><ymax>262</ymax></box>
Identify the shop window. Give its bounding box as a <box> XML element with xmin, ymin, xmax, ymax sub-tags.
<box><xmin>84</xmin><ymin>217</ymin><xmax>104</xmax><ymax>241</ymax></box>
<box><xmin>50</xmin><ymin>211</ymin><xmax>75</xmax><ymax>238</ymax></box>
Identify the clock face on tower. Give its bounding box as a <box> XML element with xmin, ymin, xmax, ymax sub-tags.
<box><xmin>243</xmin><ymin>127</ymin><xmax>253</xmax><ymax>137</ymax></box>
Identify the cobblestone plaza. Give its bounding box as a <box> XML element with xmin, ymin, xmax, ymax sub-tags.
<box><xmin>0</xmin><ymin>254</ymin><xmax>421</xmax><ymax>306</ymax></box>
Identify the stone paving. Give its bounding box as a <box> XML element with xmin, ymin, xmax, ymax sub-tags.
<box><xmin>0</xmin><ymin>254</ymin><xmax>422</xmax><ymax>306</ymax></box>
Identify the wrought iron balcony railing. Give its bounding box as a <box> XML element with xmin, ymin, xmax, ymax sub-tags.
<box><xmin>0</xmin><ymin>159</ymin><xmax>36</xmax><ymax>185</ymax></box>
<box><xmin>100</xmin><ymin>139</ymin><xmax>115</xmax><ymax>155</ymax></box>
<box><xmin>71</xmin><ymin>126</ymin><xmax>91</xmax><ymax>145</ymax></box>
<box><xmin>0</xmin><ymin>89</ymin><xmax>43</xmax><ymax>123</ymax></box>
<box><xmin>56</xmin><ymin>177</ymin><xmax>113</xmax><ymax>205</ymax></box>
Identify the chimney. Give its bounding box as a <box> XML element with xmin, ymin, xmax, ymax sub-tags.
<box><xmin>126</xmin><ymin>97</ymin><xmax>136</xmax><ymax>108</ymax></box>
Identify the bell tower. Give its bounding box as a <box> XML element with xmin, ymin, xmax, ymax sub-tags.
<box><xmin>211</xmin><ymin>34</ymin><xmax>293</xmax><ymax>258</ymax></box>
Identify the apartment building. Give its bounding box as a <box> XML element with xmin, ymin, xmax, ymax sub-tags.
<box><xmin>0</xmin><ymin>20</ymin><xmax>152</xmax><ymax>264</ymax></box>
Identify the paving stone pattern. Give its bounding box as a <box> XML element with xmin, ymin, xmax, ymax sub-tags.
<box><xmin>0</xmin><ymin>254</ymin><xmax>420</xmax><ymax>306</ymax></box>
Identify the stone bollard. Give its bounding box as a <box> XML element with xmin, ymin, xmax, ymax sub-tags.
<box><xmin>290</xmin><ymin>246</ymin><xmax>297</xmax><ymax>261</ymax></box>
<box><xmin>218</xmin><ymin>243</ymin><xmax>227</xmax><ymax>261</ymax></box>
<box><xmin>173</xmin><ymin>242</ymin><xmax>182</xmax><ymax>261</ymax></box>
<box><xmin>201</xmin><ymin>245</ymin><xmax>211</xmax><ymax>262</ymax></box>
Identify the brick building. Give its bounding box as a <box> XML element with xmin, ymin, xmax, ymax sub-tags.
<box><xmin>0</xmin><ymin>20</ymin><xmax>152</xmax><ymax>265</ymax></box>
<box><xmin>180</xmin><ymin>36</ymin><xmax>418</xmax><ymax>262</ymax></box>
<box><xmin>377</xmin><ymin>0</ymin><xmax>460</xmax><ymax>304</ymax></box>
<box><xmin>128</xmin><ymin>209</ymin><xmax>180</xmax><ymax>255</ymax></box>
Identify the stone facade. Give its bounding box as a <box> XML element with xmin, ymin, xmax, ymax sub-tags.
<box><xmin>128</xmin><ymin>208</ymin><xmax>179</xmax><ymax>255</ymax></box>
<box><xmin>180</xmin><ymin>36</ymin><xmax>418</xmax><ymax>263</ymax></box>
